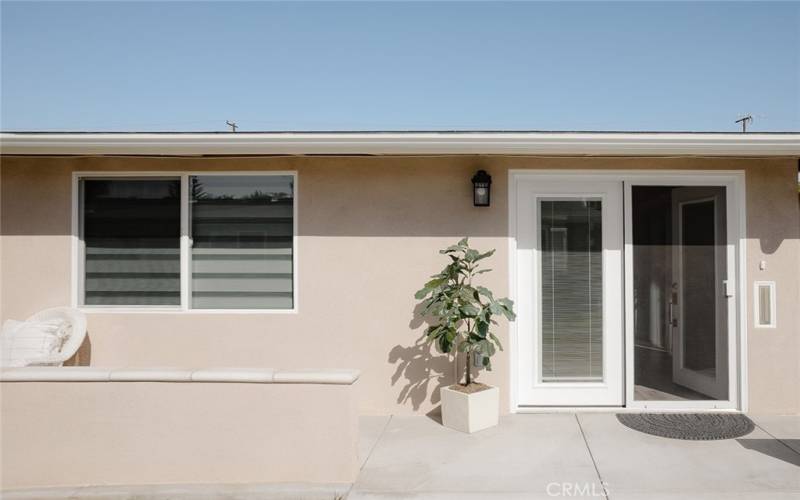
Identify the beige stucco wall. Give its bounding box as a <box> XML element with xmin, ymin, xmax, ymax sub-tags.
<box><xmin>1</xmin><ymin>155</ymin><xmax>798</xmax><ymax>415</ymax></box>
<box><xmin>0</xmin><ymin>380</ymin><xmax>359</xmax><ymax>489</ymax></box>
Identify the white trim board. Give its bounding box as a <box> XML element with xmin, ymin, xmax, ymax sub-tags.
<box><xmin>3</xmin><ymin>131</ymin><xmax>799</xmax><ymax>156</ymax></box>
<box><xmin>508</xmin><ymin>170</ymin><xmax>747</xmax><ymax>412</ymax></box>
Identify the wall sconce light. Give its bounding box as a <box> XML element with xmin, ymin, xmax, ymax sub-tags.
<box><xmin>471</xmin><ymin>170</ymin><xmax>492</xmax><ymax>207</ymax></box>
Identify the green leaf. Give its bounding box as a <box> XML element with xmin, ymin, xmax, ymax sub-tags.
<box><xmin>494</xmin><ymin>298</ymin><xmax>516</xmax><ymax>320</ymax></box>
<box><xmin>489</xmin><ymin>333</ymin><xmax>504</xmax><ymax>351</ymax></box>
<box><xmin>476</xmin><ymin>286</ymin><xmax>494</xmax><ymax>299</ymax></box>
<box><xmin>497</xmin><ymin>297</ymin><xmax>514</xmax><ymax>309</ymax></box>
<box><xmin>425</xmin><ymin>277</ymin><xmax>446</xmax><ymax>288</ymax></box>
<box><xmin>501</xmin><ymin>307</ymin><xmax>516</xmax><ymax>321</ymax></box>
<box><xmin>425</xmin><ymin>325</ymin><xmax>444</xmax><ymax>340</ymax></box>
<box><xmin>423</xmin><ymin>301</ymin><xmax>443</xmax><ymax>316</ymax></box>
<box><xmin>460</xmin><ymin>303</ymin><xmax>479</xmax><ymax>317</ymax></box>
<box><xmin>436</xmin><ymin>335</ymin><xmax>452</xmax><ymax>354</ymax></box>
<box><xmin>476</xmin><ymin>339</ymin><xmax>495</xmax><ymax>357</ymax></box>
<box><xmin>473</xmin><ymin>249</ymin><xmax>496</xmax><ymax>262</ymax></box>
<box><xmin>459</xmin><ymin>287</ymin><xmax>477</xmax><ymax>303</ymax></box>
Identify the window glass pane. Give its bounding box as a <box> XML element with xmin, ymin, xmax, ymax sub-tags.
<box><xmin>82</xmin><ymin>179</ymin><xmax>180</xmax><ymax>306</ymax></box>
<box><xmin>539</xmin><ymin>198</ymin><xmax>603</xmax><ymax>382</ymax></box>
<box><xmin>190</xmin><ymin>175</ymin><xmax>294</xmax><ymax>309</ymax></box>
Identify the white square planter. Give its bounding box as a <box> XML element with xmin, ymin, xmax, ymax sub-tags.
<box><xmin>440</xmin><ymin>385</ymin><xmax>499</xmax><ymax>433</ymax></box>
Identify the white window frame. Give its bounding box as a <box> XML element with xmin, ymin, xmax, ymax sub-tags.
<box><xmin>71</xmin><ymin>171</ymin><xmax>298</xmax><ymax>314</ymax></box>
<box><xmin>753</xmin><ymin>281</ymin><xmax>776</xmax><ymax>328</ymax></box>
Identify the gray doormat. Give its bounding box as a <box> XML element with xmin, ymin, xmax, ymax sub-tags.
<box><xmin>616</xmin><ymin>413</ymin><xmax>755</xmax><ymax>440</ymax></box>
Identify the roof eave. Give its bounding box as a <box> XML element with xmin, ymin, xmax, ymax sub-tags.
<box><xmin>1</xmin><ymin>132</ymin><xmax>799</xmax><ymax>156</ymax></box>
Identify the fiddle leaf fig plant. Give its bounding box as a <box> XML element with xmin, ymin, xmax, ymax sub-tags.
<box><xmin>414</xmin><ymin>238</ymin><xmax>515</xmax><ymax>386</ymax></box>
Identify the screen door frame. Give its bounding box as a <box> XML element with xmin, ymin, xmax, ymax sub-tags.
<box><xmin>623</xmin><ymin>173</ymin><xmax>744</xmax><ymax>410</ymax></box>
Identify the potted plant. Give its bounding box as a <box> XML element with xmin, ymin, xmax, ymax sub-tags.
<box><xmin>414</xmin><ymin>238</ymin><xmax>515</xmax><ymax>433</ymax></box>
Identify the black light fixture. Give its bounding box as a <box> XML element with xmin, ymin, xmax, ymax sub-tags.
<box><xmin>471</xmin><ymin>170</ymin><xmax>492</xmax><ymax>207</ymax></box>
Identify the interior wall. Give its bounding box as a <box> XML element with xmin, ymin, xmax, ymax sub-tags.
<box><xmin>1</xmin><ymin>155</ymin><xmax>798</xmax><ymax>414</ymax></box>
<box><xmin>632</xmin><ymin>186</ymin><xmax>673</xmax><ymax>351</ymax></box>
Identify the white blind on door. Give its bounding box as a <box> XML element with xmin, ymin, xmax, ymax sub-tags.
<box><xmin>540</xmin><ymin>199</ymin><xmax>603</xmax><ymax>382</ymax></box>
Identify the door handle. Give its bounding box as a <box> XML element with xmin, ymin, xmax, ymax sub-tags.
<box><xmin>669</xmin><ymin>283</ymin><xmax>678</xmax><ymax>327</ymax></box>
<box><xmin>669</xmin><ymin>302</ymin><xmax>678</xmax><ymax>327</ymax></box>
<box><xmin>723</xmin><ymin>280</ymin><xmax>735</xmax><ymax>298</ymax></box>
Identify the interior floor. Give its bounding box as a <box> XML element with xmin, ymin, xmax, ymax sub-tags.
<box><xmin>634</xmin><ymin>345</ymin><xmax>712</xmax><ymax>401</ymax></box>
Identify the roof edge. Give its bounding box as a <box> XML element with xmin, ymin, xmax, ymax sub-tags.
<box><xmin>1</xmin><ymin>131</ymin><xmax>799</xmax><ymax>156</ymax></box>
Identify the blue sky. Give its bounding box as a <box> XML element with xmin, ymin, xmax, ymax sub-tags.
<box><xmin>1</xmin><ymin>1</ymin><xmax>798</xmax><ymax>132</ymax></box>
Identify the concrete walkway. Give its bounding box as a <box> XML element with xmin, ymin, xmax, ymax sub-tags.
<box><xmin>6</xmin><ymin>414</ymin><xmax>798</xmax><ymax>499</ymax></box>
<box><xmin>351</xmin><ymin>413</ymin><xmax>800</xmax><ymax>500</ymax></box>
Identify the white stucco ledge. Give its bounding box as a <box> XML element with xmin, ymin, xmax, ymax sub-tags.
<box><xmin>0</xmin><ymin>367</ymin><xmax>360</xmax><ymax>385</ymax></box>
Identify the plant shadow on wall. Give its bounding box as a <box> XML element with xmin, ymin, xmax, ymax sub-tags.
<box><xmin>388</xmin><ymin>325</ymin><xmax>452</xmax><ymax>412</ymax></box>
<box><xmin>389</xmin><ymin>238</ymin><xmax>515</xmax><ymax>415</ymax></box>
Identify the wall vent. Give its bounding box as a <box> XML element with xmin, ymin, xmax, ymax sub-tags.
<box><xmin>754</xmin><ymin>281</ymin><xmax>776</xmax><ymax>328</ymax></box>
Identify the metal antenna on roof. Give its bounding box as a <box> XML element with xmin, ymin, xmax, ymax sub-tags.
<box><xmin>735</xmin><ymin>115</ymin><xmax>752</xmax><ymax>133</ymax></box>
<box><xmin>226</xmin><ymin>120</ymin><xmax>238</xmax><ymax>133</ymax></box>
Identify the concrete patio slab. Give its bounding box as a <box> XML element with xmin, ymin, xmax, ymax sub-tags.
<box><xmin>5</xmin><ymin>413</ymin><xmax>799</xmax><ymax>499</ymax></box>
<box><xmin>611</xmin><ymin>493</ymin><xmax>800</xmax><ymax>500</ymax></box>
<box><xmin>349</xmin><ymin>413</ymin><xmax>602</xmax><ymax>499</ymax></box>
<box><xmin>578</xmin><ymin>413</ymin><xmax>800</xmax><ymax>499</ymax></box>
<box><xmin>349</xmin><ymin>493</ymin><xmax>591</xmax><ymax>500</ymax></box>
<box><xmin>359</xmin><ymin>416</ymin><xmax>392</xmax><ymax>468</ymax></box>
<box><xmin>751</xmin><ymin>414</ymin><xmax>800</xmax><ymax>455</ymax></box>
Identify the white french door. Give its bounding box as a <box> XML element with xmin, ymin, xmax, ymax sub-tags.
<box><xmin>512</xmin><ymin>172</ymin><xmax>744</xmax><ymax>410</ymax></box>
<box><xmin>515</xmin><ymin>178</ymin><xmax>624</xmax><ymax>406</ymax></box>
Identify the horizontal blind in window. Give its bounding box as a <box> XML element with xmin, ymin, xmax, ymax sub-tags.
<box><xmin>190</xmin><ymin>175</ymin><xmax>294</xmax><ymax>309</ymax></box>
<box><xmin>82</xmin><ymin>179</ymin><xmax>181</xmax><ymax>306</ymax></box>
<box><xmin>540</xmin><ymin>199</ymin><xmax>603</xmax><ymax>382</ymax></box>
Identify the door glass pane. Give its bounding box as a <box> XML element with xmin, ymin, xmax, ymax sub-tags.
<box><xmin>81</xmin><ymin>178</ymin><xmax>180</xmax><ymax>306</ymax></box>
<box><xmin>190</xmin><ymin>175</ymin><xmax>294</xmax><ymax>309</ymax></box>
<box><xmin>681</xmin><ymin>200</ymin><xmax>717</xmax><ymax>373</ymax></box>
<box><xmin>632</xmin><ymin>186</ymin><xmax>728</xmax><ymax>401</ymax></box>
<box><xmin>539</xmin><ymin>198</ymin><xmax>603</xmax><ymax>382</ymax></box>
